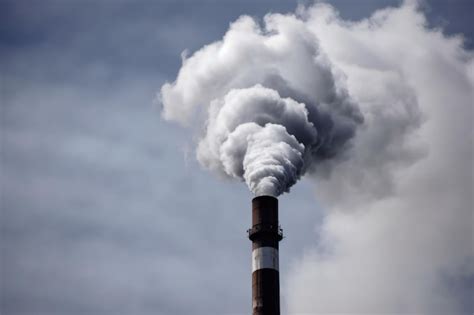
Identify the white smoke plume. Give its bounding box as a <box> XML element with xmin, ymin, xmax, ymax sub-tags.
<box><xmin>161</xmin><ymin>1</ymin><xmax>474</xmax><ymax>314</ymax></box>
<box><xmin>282</xmin><ymin>2</ymin><xmax>472</xmax><ymax>314</ymax></box>
<box><xmin>160</xmin><ymin>13</ymin><xmax>363</xmax><ymax>196</ymax></box>
<box><xmin>160</xmin><ymin>1</ymin><xmax>473</xmax><ymax>313</ymax></box>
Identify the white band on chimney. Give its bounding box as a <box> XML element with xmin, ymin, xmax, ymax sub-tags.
<box><xmin>252</xmin><ymin>247</ymin><xmax>279</xmax><ymax>272</ymax></box>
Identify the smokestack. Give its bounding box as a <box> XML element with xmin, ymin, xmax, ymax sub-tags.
<box><xmin>248</xmin><ymin>196</ymin><xmax>283</xmax><ymax>315</ymax></box>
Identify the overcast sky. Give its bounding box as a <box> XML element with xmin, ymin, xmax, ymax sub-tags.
<box><xmin>1</xmin><ymin>1</ymin><xmax>473</xmax><ymax>315</ymax></box>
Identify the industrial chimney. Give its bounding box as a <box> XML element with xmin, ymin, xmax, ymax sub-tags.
<box><xmin>248</xmin><ymin>196</ymin><xmax>283</xmax><ymax>315</ymax></box>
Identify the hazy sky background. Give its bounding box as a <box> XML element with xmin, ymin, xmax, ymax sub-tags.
<box><xmin>1</xmin><ymin>1</ymin><xmax>473</xmax><ymax>315</ymax></box>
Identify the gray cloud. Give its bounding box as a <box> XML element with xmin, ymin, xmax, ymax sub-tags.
<box><xmin>2</xmin><ymin>74</ymin><xmax>275</xmax><ymax>314</ymax></box>
<box><xmin>0</xmin><ymin>19</ymin><xmax>320</xmax><ymax>315</ymax></box>
<box><xmin>1</xmin><ymin>1</ymin><xmax>472</xmax><ymax>315</ymax></box>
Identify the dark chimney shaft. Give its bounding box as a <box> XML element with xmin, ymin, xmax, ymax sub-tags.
<box><xmin>248</xmin><ymin>196</ymin><xmax>283</xmax><ymax>315</ymax></box>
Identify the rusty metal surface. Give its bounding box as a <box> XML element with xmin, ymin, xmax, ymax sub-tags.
<box><xmin>252</xmin><ymin>195</ymin><xmax>278</xmax><ymax>226</ymax></box>
<box><xmin>249</xmin><ymin>196</ymin><xmax>283</xmax><ymax>244</ymax></box>
<box><xmin>249</xmin><ymin>195</ymin><xmax>282</xmax><ymax>315</ymax></box>
<box><xmin>252</xmin><ymin>269</ymin><xmax>280</xmax><ymax>315</ymax></box>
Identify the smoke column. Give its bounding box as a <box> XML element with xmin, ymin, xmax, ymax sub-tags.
<box><xmin>160</xmin><ymin>2</ymin><xmax>473</xmax><ymax>312</ymax></box>
<box><xmin>160</xmin><ymin>13</ymin><xmax>362</xmax><ymax>196</ymax></box>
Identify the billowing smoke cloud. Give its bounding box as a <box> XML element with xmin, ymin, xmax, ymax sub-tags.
<box><xmin>160</xmin><ymin>13</ymin><xmax>362</xmax><ymax>196</ymax></box>
<box><xmin>161</xmin><ymin>0</ymin><xmax>473</xmax><ymax>313</ymax></box>
<box><xmin>282</xmin><ymin>2</ymin><xmax>472</xmax><ymax>314</ymax></box>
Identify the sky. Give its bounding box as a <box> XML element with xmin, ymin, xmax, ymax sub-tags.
<box><xmin>1</xmin><ymin>1</ymin><xmax>473</xmax><ymax>315</ymax></box>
